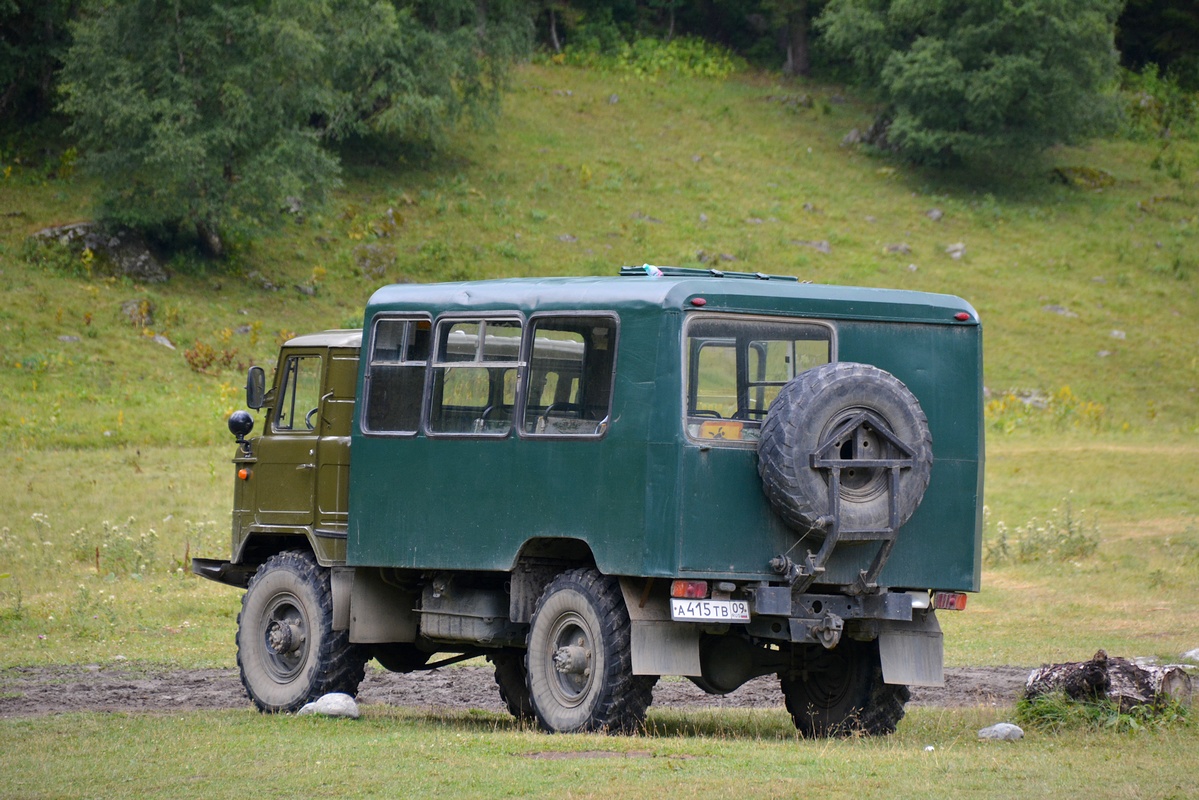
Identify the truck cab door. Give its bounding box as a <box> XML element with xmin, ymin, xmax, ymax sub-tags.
<box><xmin>254</xmin><ymin>352</ymin><xmax>324</xmax><ymax>528</ymax></box>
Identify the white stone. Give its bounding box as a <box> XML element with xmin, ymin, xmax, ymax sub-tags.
<box><xmin>297</xmin><ymin>693</ymin><xmax>360</xmax><ymax>719</ymax></box>
<box><xmin>1183</xmin><ymin>648</ymin><xmax>1199</xmax><ymax>662</ymax></box>
<box><xmin>978</xmin><ymin>723</ymin><xmax>1024</xmax><ymax>741</ymax></box>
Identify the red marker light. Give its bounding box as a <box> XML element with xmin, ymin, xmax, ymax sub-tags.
<box><xmin>238</xmin><ymin>468</ymin><xmax>251</xmax><ymax>481</ymax></box>
<box><xmin>933</xmin><ymin>591</ymin><xmax>968</xmax><ymax>611</ymax></box>
<box><xmin>691</xmin><ymin>297</ymin><xmax>707</xmax><ymax>307</ymax></box>
<box><xmin>671</xmin><ymin>580</ymin><xmax>709</xmax><ymax>599</ymax></box>
<box><xmin>954</xmin><ymin>312</ymin><xmax>971</xmax><ymax>321</ymax></box>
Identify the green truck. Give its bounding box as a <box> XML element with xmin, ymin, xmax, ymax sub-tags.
<box><xmin>194</xmin><ymin>266</ymin><xmax>984</xmax><ymax>735</ymax></box>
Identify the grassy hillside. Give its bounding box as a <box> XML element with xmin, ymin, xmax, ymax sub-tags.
<box><xmin>0</xmin><ymin>64</ymin><xmax>1197</xmax><ymax>670</ymax></box>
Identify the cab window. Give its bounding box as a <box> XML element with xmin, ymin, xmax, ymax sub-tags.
<box><xmin>274</xmin><ymin>355</ymin><xmax>323</xmax><ymax>432</ymax></box>
<box><xmin>685</xmin><ymin>316</ymin><xmax>832</xmax><ymax>444</ymax></box>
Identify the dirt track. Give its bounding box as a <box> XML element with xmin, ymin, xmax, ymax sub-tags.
<box><xmin>0</xmin><ymin>664</ymin><xmax>1030</xmax><ymax>718</ymax></box>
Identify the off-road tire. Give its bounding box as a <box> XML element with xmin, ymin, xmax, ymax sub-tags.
<box><xmin>526</xmin><ymin>568</ymin><xmax>656</xmax><ymax>734</ymax></box>
<box><xmin>489</xmin><ymin>648</ymin><xmax>535</xmax><ymax>721</ymax></box>
<box><xmin>779</xmin><ymin>639</ymin><xmax>910</xmax><ymax>737</ymax></box>
<box><xmin>237</xmin><ymin>550</ymin><xmax>368</xmax><ymax>713</ymax></box>
<box><xmin>758</xmin><ymin>362</ymin><xmax>932</xmax><ymax>535</ymax></box>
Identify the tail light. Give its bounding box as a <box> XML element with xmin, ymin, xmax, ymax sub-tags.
<box><xmin>670</xmin><ymin>580</ymin><xmax>709</xmax><ymax>599</ymax></box>
<box><xmin>933</xmin><ymin>591</ymin><xmax>968</xmax><ymax>611</ymax></box>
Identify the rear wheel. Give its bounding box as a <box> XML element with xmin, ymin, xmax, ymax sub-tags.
<box><xmin>780</xmin><ymin>639</ymin><xmax>909</xmax><ymax>737</ymax></box>
<box><xmin>525</xmin><ymin>568</ymin><xmax>655</xmax><ymax>733</ymax></box>
<box><xmin>237</xmin><ymin>551</ymin><xmax>368</xmax><ymax>713</ymax></box>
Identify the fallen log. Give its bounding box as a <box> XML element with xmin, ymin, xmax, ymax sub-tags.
<box><xmin>1025</xmin><ymin>649</ymin><xmax>1193</xmax><ymax>713</ymax></box>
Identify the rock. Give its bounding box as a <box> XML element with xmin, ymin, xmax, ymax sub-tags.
<box><xmin>907</xmin><ymin>264</ymin><xmax>918</xmax><ymax>272</ymax></box>
<box><xmin>630</xmin><ymin>211</ymin><xmax>662</xmax><ymax>224</ymax></box>
<box><xmin>120</xmin><ymin>298</ymin><xmax>155</xmax><ymax>327</ymax></box>
<box><xmin>802</xmin><ymin>203</ymin><xmax>817</xmax><ymax>213</ymax></box>
<box><xmin>557</xmin><ymin>234</ymin><xmax>578</xmax><ymax>243</ymax></box>
<box><xmin>247</xmin><ymin>271</ymin><xmax>279</xmax><ymax>291</ymax></box>
<box><xmin>1183</xmin><ymin>649</ymin><xmax>1199</xmax><ymax>662</ymax></box>
<box><xmin>294</xmin><ymin>284</ymin><xmax>316</xmax><ymax>297</ymax></box>
<box><xmin>58</xmin><ymin>335</ymin><xmax>81</xmax><ymax>343</ymax></box>
<box><xmin>1042</xmin><ymin>304</ymin><xmax>1078</xmax><ymax>318</ymax></box>
<box><xmin>31</xmin><ymin>222</ymin><xmax>168</xmax><ymax>283</ymax></box>
<box><xmin>745</xmin><ymin>217</ymin><xmax>764</xmax><ymax>225</ymax></box>
<box><xmin>842</xmin><ymin>128</ymin><xmax>862</xmax><ymax>145</ymax></box>
<box><xmin>1053</xmin><ymin>166</ymin><xmax>1115</xmax><ymax>189</ymax></box>
<box><xmin>354</xmin><ymin>244</ymin><xmax>394</xmax><ymax>280</ymax></box>
<box><xmin>978</xmin><ymin>723</ymin><xmax>1024</xmax><ymax>741</ymax></box>
<box><xmin>926</xmin><ymin>208</ymin><xmax>944</xmax><ymax>221</ymax></box>
<box><xmin>885</xmin><ymin>243</ymin><xmax>912</xmax><ymax>255</ymax></box>
<box><xmin>698</xmin><ymin>213</ymin><xmax>708</xmax><ymax>223</ymax></box>
<box><xmin>298</xmin><ymin>692</ymin><xmax>360</xmax><ymax>719</ymax></box>
<box><xmin>608</xmin><ymin>94</ymin><xmax>619</xmax><ymax>104</ymax></box>
<box><xmin>1110</xmin><ymin>330</ymin><xmax>1126</xmax><ymax>340</ymax></box>
<box><xmin>152</xmin><ymin>334</ymin><xmax>175</xmax><ymax>350</ymax></box>
<box><xmin>945</xmin><ymin>242</ymin><xmax>966</xmax><ymax>260</ymax></box>
<box><xmin>793</xmin><ymin>240</ymin><xmax>831</xmax><ymax>254</ymax></box>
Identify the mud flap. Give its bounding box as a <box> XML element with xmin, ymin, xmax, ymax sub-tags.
<box><xmin>878</xmin><ymin>609</ymin><xmax>944</xmax><ymax>687</ymax></box>
<box><xmin>619</xmin><ymin>578</ymin><xmax>702</xmax><ymax>677</ymax></box>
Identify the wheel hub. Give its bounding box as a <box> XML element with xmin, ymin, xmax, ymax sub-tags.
<box><xmin>267</xmin><ymin>620</ymin><xmax>304</xmax><ymax>656</ymax></box>
<box><xmin>553</xmin><ymin>643</ymin><xmax>591</xmax><ymax>676</ymax></box>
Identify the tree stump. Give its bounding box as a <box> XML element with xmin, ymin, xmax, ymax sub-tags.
<box><xmin>1025</xmin><ymin>650</ymin><xmax>1193</xmax><ymax>713</ymax></box>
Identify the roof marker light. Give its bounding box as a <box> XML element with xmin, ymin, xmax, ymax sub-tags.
<box><xmin>691</xmin><ymin>297</ymin><xmax>707</xmax><ymax>307</ymax></box>
<box><xmin>954</xmin><ymin>312</ymin><xmax>971</xmax><ymax>321</ymax></box>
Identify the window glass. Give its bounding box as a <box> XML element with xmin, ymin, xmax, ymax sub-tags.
<box><xmin>364</xmin><ymin>317</ymin><xmax>430</xmax><ymax>433</ymax></box>
<box><xmin>524</xmin><ymin>316</ymin><xmax>616</xmax><ymax>437</ymax></box>
<box><xmin>429</xmin><ymin>319</ymin><xmax>522</xmax><ymax>435</ymax></box>
<box><xmin>274</xmin><ymin>355</ymin><xmax>323</xmax><ymax>432</ymax></box>
<box><xmin>685</xmin><ymin>317</ymin><xmax>831</xmax><ymax>444</ymax></box>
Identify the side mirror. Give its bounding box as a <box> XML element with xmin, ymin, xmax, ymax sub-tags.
<box><xmin>246</xmin><ymin>366</ymin><xmax>266</xmax><ymax>409</ymax></box>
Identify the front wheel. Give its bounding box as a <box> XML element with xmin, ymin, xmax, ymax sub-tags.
<box><xmin>237</xmin><ymin>551</ymin><xmax>367</xmax><ymax>713</ymax></box>
<box><xmin>525</xmin><ymin>568</ymin><xmax>655</xmax><ymax>733</ymax></box>
<box><xmin>780</xmin><ymin>639</ymin><xmax>909</xmax><ymax>737</ymax></box>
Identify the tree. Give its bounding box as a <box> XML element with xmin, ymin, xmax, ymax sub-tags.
<box><xmin>59</xmin><ymin>0</ymin><xmax>530</xmax><ymax>257</ymax></box>
<box><xmin>0</xmin><ymin>0</ymin><xmax>78</xmax><ymax>124</ymax></box>
<box><xmin>818</xmin><ymin>0</ymin><xmax>1121</xmax><ymax>165</ymax></box>
<box><xmin>1118</xmin><ymin>0</ymin><xmax>1199</xmax><ymax>89</ymax></box>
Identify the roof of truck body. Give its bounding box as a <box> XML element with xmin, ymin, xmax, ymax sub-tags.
<box><xmin>364</xmin><ymin>270</ymin><xmax>979</xmax><ymax>326</ymax></box>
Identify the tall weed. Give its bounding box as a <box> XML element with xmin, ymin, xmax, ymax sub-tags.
<box><xmin>984</xmin><ymin>501</ymin><xmax>1101</xmax><ymax>566</ymax></box>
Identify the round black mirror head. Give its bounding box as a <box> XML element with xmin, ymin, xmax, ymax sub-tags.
<box><xmin>228</xmin><ymin>410</ymin><xmax>254</xmax><ymax>442</ymax></box>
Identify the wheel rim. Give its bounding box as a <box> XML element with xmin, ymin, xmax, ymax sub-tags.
<box><xmin>259</xmin><ymin>591</ymin><xmax>309</xmax><ymax>682</ymax></box>
<box><xmin>544</xmin><ymin>610</ymin><xmax>596</xmax><ymax>709</ymax></box>
<box><xmin>822</xmin><ymin>407</ymin><xmax>889</xmax><ymax>502</ymax></box>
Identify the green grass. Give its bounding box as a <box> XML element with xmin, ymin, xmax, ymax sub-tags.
<box><xmin>0</xmin><ymin>706</ymin><xmax>1195</xmax><ymax>799</ymax></box>
<box><xmin>2</xmin><ymin>63</ymin><xmax>1198</xmax><ymax>671</ymax></box>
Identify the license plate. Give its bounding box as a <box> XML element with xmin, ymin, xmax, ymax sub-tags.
<box><xmin>670</xmin><ymin>598</ymin><xmax>750</xmax><ymax>623</ymax></box>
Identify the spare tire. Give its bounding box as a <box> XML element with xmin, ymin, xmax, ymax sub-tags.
<box><xmin>757</xmin><ymin>362</ymin><xmax>932</xmax><ymax>536</ymax></box>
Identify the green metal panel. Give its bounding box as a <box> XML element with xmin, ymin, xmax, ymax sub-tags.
<box><xmin>345</xmin><ymin>274</ymin><xmax>982</xmax><ymax>592</ymax></box>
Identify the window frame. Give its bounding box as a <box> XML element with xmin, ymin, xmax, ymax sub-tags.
<box><xmin>424</xmin><ymin>314</ymin><xmax>526</xmax><ymax>439</ymax></box>
<box><xmin>360</xmin><ymin>313</ymin><xmax>433</xmax><ymax>437</ymax></box>
<box><xmin>272</xmin><ymin>353</ymin><xmax>325</xmax><ymax>434</ymax></box>
<box><xmin>519</xmin><ymin>311</ymin><xmax>620</xmax><ymax>440</ymax></box>
<box><xmin>681</xmin><ymin>313</ymin><xmax>836</xmax><ymax>448</ymax></box>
